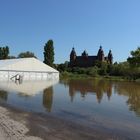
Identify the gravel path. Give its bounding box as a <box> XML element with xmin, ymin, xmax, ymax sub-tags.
<box><xmin>0</xmin><ymin>106</ymin><xmax>42</xmax><ymax>140</ymax></box>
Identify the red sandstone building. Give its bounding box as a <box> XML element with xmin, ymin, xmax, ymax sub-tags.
<box><xmin>70</xmin><ymin>46</ymin><xmax>113</xmax><ymax>67</ymax></box>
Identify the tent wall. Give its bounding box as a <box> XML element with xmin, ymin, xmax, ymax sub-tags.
<box><xmin>0</xmin><ymin>70</ymin><xmax>59</xmax><ymax>81</ymax></box>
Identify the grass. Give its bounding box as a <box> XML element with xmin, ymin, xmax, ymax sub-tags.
<box><xmin>60</xmin><ymin>71</ymin><xmax>128</xmax><ymax>82</ymax></box>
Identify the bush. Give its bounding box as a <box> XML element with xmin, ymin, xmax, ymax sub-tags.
<box><xmin>86</xmin><ymin>67</ymin><xmax>99</xmax><ymax>77</ymax></box>
<box><xmin>58</xmin><ymin>60</ymin><xmax>140</xmax><ymax>81</ymax></box>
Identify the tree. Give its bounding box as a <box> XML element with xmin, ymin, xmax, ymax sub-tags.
<box><xmin>3</xmin><ymin>46</ymin><xmax>9</xmax><ymax>59</ymax></box>
<box><xmin>127</xmin><ymin>47</ymin><xmax>140</xmax><ymax>67</ymax></box>
<box><xmin>57</xmin><ymin>61</ymin><xmax>69</xmax><ymax>72</ymax></box>
<box><xmin>8</xmin><ymin>56</ymin><xmax>16</xmax><ymax>59</ymax></box>
<box><xmin>0</xmin><ymin>46</ymin><xmax>9</xmax><ymax>59</ymax></box>
<box><xmin>18</xmin><ymin>51</ymin><xmax>36</xmax><ymax>58</ymax></box>
<box><xmin>43</xmin><ymin>40</ymin><xmax>54</xmax><ymax>67</ymax></box>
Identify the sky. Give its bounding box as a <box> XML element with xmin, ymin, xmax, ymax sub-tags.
<box><xmin>0</xmin><ymin>0</ymin><xmax>140</xmax><ymax>63</ymax></box>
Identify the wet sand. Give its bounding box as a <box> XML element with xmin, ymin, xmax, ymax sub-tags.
<box><xmin>0</xmin><ymin>102</ymin><xmax>134</xmax><ymax>140</ymax></box>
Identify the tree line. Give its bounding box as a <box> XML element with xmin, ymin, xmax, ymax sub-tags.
<box><xmin>0</xmin><ymin>39</ymin><xmax>55</xmax><ymax>67</ymax></box>
<box><xmin>0</xmin><ymin>46</ymin><xmax>36</xmax><ymax>59</ymax></box>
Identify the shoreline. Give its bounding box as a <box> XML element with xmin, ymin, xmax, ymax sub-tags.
<box><xmin>0</xmin><ymin>102</ymin><xmax>134</xmax><ymax>140</ymax></box>
<box><xmin>60</xmin><ymin>71</ymin><xmax>140</xmax><ymax>83</ymax></box>
<box><xmin>60</xmin><ymin>73</ymin><xmax>140</xmax><ymax>82</ymax></box>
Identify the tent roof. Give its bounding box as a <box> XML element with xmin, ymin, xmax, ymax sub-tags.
<box><xmin>0</xmin><ymin>58</ymin><xmax>59</xmax><ymax>73</ymax></box>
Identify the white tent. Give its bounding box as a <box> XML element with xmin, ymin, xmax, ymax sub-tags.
<box><xmin>0</xmin><ymin>58</ymin><xmax>59</xmax><ymax>81</ymax></box>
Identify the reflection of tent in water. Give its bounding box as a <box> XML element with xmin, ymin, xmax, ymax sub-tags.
<box><xmin>0</xmin><ymin>80</ymin><xmax>58</xmax><ymax>96</ymax></box>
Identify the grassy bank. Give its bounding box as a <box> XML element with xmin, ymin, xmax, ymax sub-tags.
<box><xmin>57</xmin><ymin>62</ymin><xmax>140</xmax><ymax>82</ymax></box>
<box><xmin>60</xmin><ymin>71</ymin><xmax>132</xmax><ymax>82</ymax></box>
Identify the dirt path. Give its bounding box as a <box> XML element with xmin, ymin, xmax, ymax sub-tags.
<box><xmin>0</xmin><ymin>106</ymin><xmax>42</xmax><ymax>140</ymax></box>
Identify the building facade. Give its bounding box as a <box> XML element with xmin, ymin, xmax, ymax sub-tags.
<box><xmin>70</xmin><ymin>46</ymin><xmax>113</xmax><ymax>67</ymax></box>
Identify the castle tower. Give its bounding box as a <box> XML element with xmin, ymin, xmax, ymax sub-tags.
<box><xmin>82</xmin><ymin>50</ymin><xmax>88</xmax><ymax>58</ymax></box>
<box><xmin>97</xmin><ymin>46</ymin><xmax>104</xmax><ymax>61</ymax></box>
<box><xmin>107</xmin><ymin>50</ymin><xmax>113</xmax><ymax>64</ymax></box>
<box><xmin>70</xmin><ymin>47</ymin><xmax>77</xmax><ymax>66</ymax></box>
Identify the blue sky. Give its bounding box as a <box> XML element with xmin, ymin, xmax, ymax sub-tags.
<box><xmin>0</xmin><ymin>0</ymin><xmax>140</xmax><ymax>63</ymax></box>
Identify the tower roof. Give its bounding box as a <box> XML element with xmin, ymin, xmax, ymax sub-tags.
<box><xmin>108</xmin><ymin>50</ymin><xmax>113</xmax><ymax>58</ymax></box>
<box><xmin>70</xmin><ymin>47</ymin><xmax>76</xmax><ymax>56</ymax></box>
<box><xmin>82</xmin><ymin>50</ymin><xmax>88</xmax><ymax>56</ymax></box>
<box><xmin>97</xmin><ymin>46</ymin><xmax>104</xmax><ymax>56</ymax></box>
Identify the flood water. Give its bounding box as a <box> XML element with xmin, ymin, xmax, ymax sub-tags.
<box><xmin>0</xmin><ymin>79</ymin><xmax>140</xmax><ymax>139</ymax></box>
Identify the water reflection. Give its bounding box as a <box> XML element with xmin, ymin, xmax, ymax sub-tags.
<box><xmin>0</xmin><ymin>79</ymin><xmax>139</xmax><ymax>139</ymax></box>
<box><xmin>0</xmin><ymin>80</ymin><xmax>58</xmax><ymax>96</ymax></box>
<box><xmin>114</xmin><ymin>82</ymin><xmax>140</xmax><ymax>117</ymax></box>
<box><xmin>0</xmin><ymin>89</ymin><xmax>8</xmax><ymax>101</ymax></box>
<box><xmin>61</xmin><ymin>79</ymin><xmax>140</xmax><ymax>117</ymax></box>
<box><xmin>0</xmin><ymin>78</ymin><xmax>140</xmax><ymax>118</ymax></box>
<box><xmin>43</xmin><ymin>87</ymin><xmax>53</xmax><ymax>112</ymax></box>
<box><xmin>62</xmin><ymin>79</ymin><xmax>113</xmax><ymax>103</ymax></box>
<box><xmin>0</xmin><ymin>80</ymin><xmax>58</xmax><ymax>113</ymax></box>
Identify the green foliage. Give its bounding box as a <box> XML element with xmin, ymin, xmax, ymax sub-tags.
<box><xmin>94</xmin><ymin>60</ymin><xmax>102</xmax><ymax>68</ymax></box>
<box><xmin>58</xmin><ymin>60</ymin><xmax>140</xmax><ymax>81</ymax></box>
<box><xmin>57</xmin><ymin>63</ymin><xmax>67</xmax><ymax>72</ymax></box>
<box><xmin>86</xmin><ymin>67</ymin><xmax>99</xmax><ymax>77</ymax></box>
<box><xmin>108</xmin><ymin>62</ymin><xmax>140</xmax><ymax>80</ymax></box>
<box><xmin>98</xmin><ymin>62</ymin><xmax>108</xmax><ymax>75</ymax></box>
<box><xmin>57</xmin><ymin>62</ymin><xmax>99</xmax><ymax>77</ymax></box>
<box><xmin>93</xmin><ymin>61</ymin><xmax>108</xmax><ymax>75</ymax></box>
<box><xmin>18</xmin><ymin>51</ymin><xmax>36</xmax><ymax>58</ymax></box>
<box><xmin>7</xmin><ymin>56</ymin><xmax>16</xmax><ymax>59</ymax></box>
<box><xmin>127</xmin><ymin>47</ymin><xmax>140</xmax><ymax>67</ymax></box>
<box><xmin>44</xmin><ymin>40</ymin><xmax>54</xmax><ymax>67</ymax></box>
<box><xmin>57</xmin><ymin>61</ymin><xmax>69</xmax><ymax>72</ymax></box>
<box><xmin>60</xmin><ymin>71</ymin><xmax>73</xmax><ymax>78</ymax></box>
<box><xmin>0</xmin><ymin>46</ymin><xmax>9</xmax><ymax>59</ymax></box>
<box><xmin>109</xmin><ymin>62</ymin><xmax>129</xmax><ymax>76</ymax></box>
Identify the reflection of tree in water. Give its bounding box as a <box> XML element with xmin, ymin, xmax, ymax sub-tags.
<box><xmin>43</xmin><ymin>86</ymin><xmax>53</xmax><ymax>112</ymax></box>
<box><xmin>114</xmin><ymin>82</ymin><xmax>140</xmax><ymax>117</ymax></box>
<box><xmin>17</xmin><ymin>92</ymin><xmax>32</xmax><ymax>98</ymax></box>
<box><xmin>0</xmin><ymin>89</ymin><xmax>8</xmax><ymax>101</ymax></box>
<box><xmin>66</xmin><ymin>79</ymin><xmax>113</xmax><ymax>103</ymax></box>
